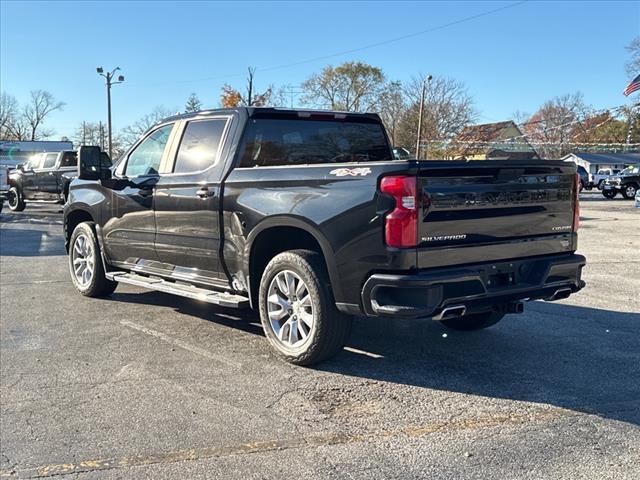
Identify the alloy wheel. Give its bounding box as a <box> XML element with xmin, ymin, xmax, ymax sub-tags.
<box><xmin>626</xmin><ymin>185</ymin><xmax>637</xmax><ymax>198</ymax></box>
<box><xmin>266</xmin><ymin>270</ymin><xmax>314</xmax><ymax>348</ymax></box>
<box><xmin>72</xmin><ymin>234</ymin><xmax>94</xmax><ymax>286</ymax></box>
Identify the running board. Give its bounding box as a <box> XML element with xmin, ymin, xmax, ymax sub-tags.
<box><xmin>107</xmin><ymin>272</ymin><xmax>250</xmax><ymax>308</ymax></box>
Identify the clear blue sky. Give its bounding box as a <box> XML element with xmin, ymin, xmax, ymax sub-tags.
<box><xmin>1</xmin><ymin>0</ymin><xmax>638</xmax><ymax>139</ymax></box>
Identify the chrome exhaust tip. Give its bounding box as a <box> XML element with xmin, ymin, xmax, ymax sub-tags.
<box><xmin>433</xmin><ymin>305</ymin><xmax>466</xmax><ymax>321</ymax></box>
<box><xmin>504</xmin><ymin>301</ymin><xmax>525</xmax><ymax>314</ymax></box>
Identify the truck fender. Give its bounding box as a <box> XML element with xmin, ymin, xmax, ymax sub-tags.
<box><xmin>245</xmin><ymin>215</ymin><xmax>344</xmax><ymax>303</ymax></box>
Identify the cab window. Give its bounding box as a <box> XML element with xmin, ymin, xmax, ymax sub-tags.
<box><xmin>42</xmin><ymin>153</ymin><xmax>58</xmax><ymax>169</ymax></box>
<box><xmin>173</xmin><ymin>119</ymin><xmax>227</xmax><ymax>174</ymax></box>
<box><xmin>26</xmin><ymin>154</ymin><xmax>43</xmax><ymax>170</ymax></box>
<box><xmin>124</xmin><ymin>124</ymin><xmax>173</xmax><ymax>177</ymax></box>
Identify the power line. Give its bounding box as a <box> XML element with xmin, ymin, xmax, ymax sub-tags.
<box><xmin>258</xmin><ymin>1</ymin><xmax>527</xmax><ymax>73</ymax></box>
<box><xmin>127</xmin><ymin>1</ymin><xmax>527</xmax><ymax>88</ymax></box>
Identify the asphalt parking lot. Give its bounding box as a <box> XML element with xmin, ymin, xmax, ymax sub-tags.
<box><xmin>1</xmin><ymin>195</ymin><xmax>639</xmax><ymax>479</ymax></box>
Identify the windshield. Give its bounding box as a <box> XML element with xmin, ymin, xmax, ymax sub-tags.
<box><xmin>619</xmin><ymin>166</ymin><xmax>639</xmax><ymax>176</ymax></box>
<box><xmin>239</xmin><ymin>118</ymin><xmax>392</xmax><ymax>167</ymax></box>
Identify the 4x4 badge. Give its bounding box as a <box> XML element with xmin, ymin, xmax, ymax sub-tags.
<box><xmin>329</xmin><ymin>167</ymin><xmax>372</xmax><ymax>177</ymax></box>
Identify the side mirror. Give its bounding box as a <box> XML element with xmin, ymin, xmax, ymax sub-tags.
<box><xmin>78</xmin><ymin>146</ymin><xmax>111</xmax><ymax>180</ymax></box>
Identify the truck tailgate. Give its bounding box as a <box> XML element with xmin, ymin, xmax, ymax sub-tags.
<box><xmin>416</xmin><ymin>161</ymin><xmax>578</xmax><ymax>269</ymax></box>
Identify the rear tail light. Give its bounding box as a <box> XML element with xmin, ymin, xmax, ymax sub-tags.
<box><xmin>380</xmin><ymin>175</ymin><xmax>417</xmax><ymax>247</ymax></box>
<box><xmin>573</xmin><ymin>172</ymin><xmax>580</xmax><ymax>231</ymax></box>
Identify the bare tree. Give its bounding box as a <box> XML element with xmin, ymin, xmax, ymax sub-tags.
<box><xmin>120</xmin><ymin>106</ymin><xmax>174</xmax><ymax>149</ymax></box>
<box><xmin>0</xmin><ymin>92</ymin><xmax>19</xmax><ymax>138</ymax></box>
<box><xmin>22</xmin><ymin>90</ymin><xmax>65</xmax><ymax>140</ymax></box>
<box><xmin>301</xmin><ymin>62</ymin><xmax>386</xmax><ymax>112</ymax></box>
<box><xmin>378</xmin><ymin>81</ymin><xmax>406</xmax><ymax>146</ymax></box>
<box><xmin>396</xmin><ymin>75</ymin><xmax>476</xmax><ymax>157</ymax></box>
<box><xmin>626</xmin><ymin>36</ymin><xmax>640</xmax><ymax>78</ymax></box>
<box><xmin>220</xmin><ymin>67</ymin><xmax>273</xmax><ymax>108</ymax></box>
<box><xmin>522</xmin><ymin>92</ymin><xmax>590</xmax><ymax>159</ymax></box>
<box><xmin>511</xmin><ymin>110</ymin><xmax>531</xmax><ymax>125</ymax></box>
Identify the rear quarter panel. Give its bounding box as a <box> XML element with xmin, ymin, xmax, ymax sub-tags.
<box><xmin>222</xmin><ymin>161</ymin><xmax>416</xmax><ymax>304</ymax></box>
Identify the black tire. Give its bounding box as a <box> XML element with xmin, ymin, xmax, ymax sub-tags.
<box><xmin>602</xmin><ymin>189</ymin><xmax>617</xmax><ymax>199</ymax></box>
<box><xmin>440</xmin><ymin>311</ymin><xmax>505</xmax><ymax>331</ymax></box>
<box><xmin>597</xmin><ymin>180</ymin><xmax>604</xmax><ymax>190</ymax></box>
<box><xmin>621</xmin><ymin>183</ymin><xmax>638</xmax><ymax>200</ymax></box>
<box><xmin>258</xmin><ymin>249</ymin><xmax>352</xmax><ymax>365</ymax></box>
<box><xmin>7</xmin><ymin>187</ymin><xmax>25</xmax><ymax>211</ymax></box>
<box><xmin>69</xmin><ymin>221</ymin><xmax>117</xmax><ymax>297</ymax></box>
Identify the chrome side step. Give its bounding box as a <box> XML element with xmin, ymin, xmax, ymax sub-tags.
<box><xmin>107</xmin><ymin>272</ymin><xmax>250</xmax><ymax>308</ymax></box>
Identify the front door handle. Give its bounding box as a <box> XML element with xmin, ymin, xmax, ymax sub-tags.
<box><xmin>137</xmin><ymin>188</ymin><xmax>153</xmax><ymax>197</ymax></box>
<box><xmin>196</xmin><ymin>187</ymin><xmax>215</xmax><ymax>199</ymax></box>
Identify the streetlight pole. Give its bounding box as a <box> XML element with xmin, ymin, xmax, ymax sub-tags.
<box><xmin>415</xmin><ymin>74</ymin><xmax>432</xmax><ymax>160</ymax></box>
<box><xmin>96</xmin><ymin>67</ymin><xmax>125</xmax><ymax>159</ymax></box>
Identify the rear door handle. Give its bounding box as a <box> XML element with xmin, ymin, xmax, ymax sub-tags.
<box><xmin>196</xmin><ymin>187</ymin><xmax>215</xmax><ymax>198</ymax></box>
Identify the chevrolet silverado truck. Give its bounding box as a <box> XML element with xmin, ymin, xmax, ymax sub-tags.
<box><xmin>7</xmin><ymin>150</ymin><xmax>78</xmax><ymax>211</ymax></box>
<box><xmin>64</xmin><ymin>108</ymin><xmax>585</xmax><ymax>365</ymax></box>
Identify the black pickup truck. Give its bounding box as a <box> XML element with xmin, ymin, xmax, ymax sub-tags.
<box><xmin>64</xmin><ymin>108</ymin><xmax>585</xmax><ymax>365</ymax></box>
<box><xmin>7</xmin><ymin>150</ymin><xmax>78</xmax><ymax>211</ymax></box>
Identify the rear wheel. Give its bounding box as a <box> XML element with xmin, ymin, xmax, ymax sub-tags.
<box><xmin>440</xmin><ymin>311</ymin><xmax>505</xmax><ymax>331</ymax></box>
<box><xmin>602</xmin><ymin>189</ymin><xmax>617</xmax><ymax>199</ymax></box>
<box><xmin>7</xmin><ymin>187</ymin><xmax>25</xmax><ymax>211</ymax></box>
<box><xmin>622</xmin><ymin>184</ymin><xmax>638</xmax><ymax>200</ymax></box>
<box><xmin>258</xmin><ymin>249</ymin><xmax>352</xmax><ymax>365</ymax></box>
<box><xmin>69</xmin><ymin>221</ymin><xmax>117</xmax><ymax>297</ymax></box>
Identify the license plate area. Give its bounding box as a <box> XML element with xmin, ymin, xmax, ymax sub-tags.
<box><xmin>481</xmin><ymin>259</ymin><xmax>543</xmax><ymax>292</ymax></box>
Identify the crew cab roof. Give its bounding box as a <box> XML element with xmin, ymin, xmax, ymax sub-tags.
<box><xmin>160</xmin><ymin>107</ymin><xmax>382</xmax><ymax>124</ymax></box>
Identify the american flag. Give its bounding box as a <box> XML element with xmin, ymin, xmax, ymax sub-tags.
<box><xmin>624</xmin><ymin>73</ymin><xmax>640</xmax><ymax>96</ymax></box>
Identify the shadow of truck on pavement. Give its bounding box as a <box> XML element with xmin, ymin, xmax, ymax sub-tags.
<box><xmin>109</xmin><ymin>289</ymin><xmax>640</xmax><ymax>428</ymax></box>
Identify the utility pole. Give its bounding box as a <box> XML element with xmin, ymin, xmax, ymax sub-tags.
<box><xmin>98</xmin><ymin>122</ymin><xmax>105</xmax><ymax>151</ymax></box>
<box><xmin>96</xmin><ymin>66</ymin><xmax>125</xmax><ymax>159</ymax></box>
<box><xmin>284</xmin><ymin>84</ymin><xmax>303</xmax><ymax>108</ymax></box>
<box><xmin>415</xmin><ymin>74</ymin><xmax>432</xmax><ymax>160</ymax></box>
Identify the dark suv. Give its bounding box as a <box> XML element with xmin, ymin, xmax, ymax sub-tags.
<box><xmin>602</xmin><ymin>165</ymin><xmax>640</xmax><ymax>199</ymax></box>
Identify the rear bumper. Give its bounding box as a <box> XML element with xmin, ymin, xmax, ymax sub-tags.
<box><xmin>361</xmin><ymin>253</ymin><xmax>586</xmax><ymax>319</ymax></box>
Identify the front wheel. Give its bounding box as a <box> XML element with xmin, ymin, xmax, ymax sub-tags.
<box><xmin>7</xmin><ymin>187</ymin><xmax>25</xmax><ymax>211</ymax></box>
<box><xmin>69</xmin><ymin>221</ymin><xmax>117</xmax><ymax>297</ymax></box>
<box><xmin>622</xmin><ymin>184</ymin><xmax>638</xmax><ymax>200</ymax></box>
<box><xmin>258</xmin><ymin>249</ymin><xmax>352</xmax><ymax>365</ymax></box>
<box><xmin>440</xmin><ymin>311</ymin><xmax>505</xmax><ymax>331</ymax></box>
<box><xmin>602</xmin><ymin>189</ymin><xmax>617</xmax><ymax>199</ymax></box>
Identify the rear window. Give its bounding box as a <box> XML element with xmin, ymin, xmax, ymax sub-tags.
<box><xmin>239</xmin><ymin>118</ymin><xmax>392</xmax><ymax>167</ymax></box>
<box><xmin>60</xmin><ymin>152</ymin><xmax>77</xmax><ymax>167</ymax></box>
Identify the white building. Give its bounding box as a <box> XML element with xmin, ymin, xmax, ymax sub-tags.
<box><xmin>562</xmin><ymin>152</ymin><xmax>640</xmax><ymax>175</ymax></box>
<box><xmin>0</xmin><ymin>140</ymin><xmax>74</xmax><ymax>167</ymax></box>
